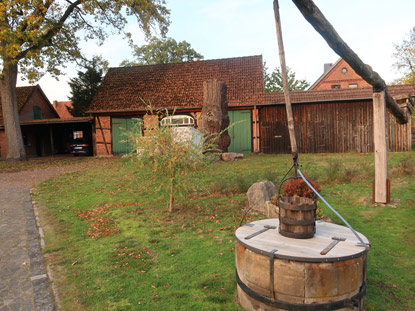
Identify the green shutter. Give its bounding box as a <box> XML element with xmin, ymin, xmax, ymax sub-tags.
<box><xmin>33</xmin><ymin>106</ymin><xmax>41</xmax><ymax>120</ymax></box>
<box><xmin>228</xmin><ymin>110</ymin><xmax>252</xmax><ymax>153</ymax></box>
<box><xmin>112</xmin><ymin>118</ymin><xmax>141</xmax><ymax>155</ymax></box>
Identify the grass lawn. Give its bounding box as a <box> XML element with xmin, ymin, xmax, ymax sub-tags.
<box><xmin>32</xmin><ymin>152</ymin><xmax>415</xmax><ymax>311</ymax></box>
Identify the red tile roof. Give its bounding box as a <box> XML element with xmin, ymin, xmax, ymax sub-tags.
<box><xmin>89</xmin><ymin>55</ymin><xmax>264</xmax><ymax>113</ymax></box>
<box><xmin>52</xmin><ymin>101</ymin><xmax>74</xmax><ymax>118</ymax></box>
<box><xmin>264</xmin><ymin>84</ymin><xmax>415</xmax><ymax>104</ymax></box>
<box><xmin>0</xmin><ymin>86</ymin><xmax>36</xmax><ymax>123</ymax></box>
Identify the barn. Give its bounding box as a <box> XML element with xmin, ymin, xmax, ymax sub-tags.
<box><xmin>88</xmin><ymin>55</ymin><xmax>264</xmax><ymax>156</ymax></box>
<box><xmin>88</xmin><ymin>54</ymin><xmax>413</xmax><ymax>156</ymax></box>
<box><xmin>262</xmin><ymin>85</ymin><xmax>414</xmax><ymax>154</ymax></box>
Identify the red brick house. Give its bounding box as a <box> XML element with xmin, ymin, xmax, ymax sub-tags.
<box><xmin>262</xmin><ymin>85</ymin><xmax>414</xmax><ymax>153</ymax></box>
<box><xmin>0</xmin><ymin>85</ymin><xmax>93</xmax><ymax>158</ymax></box>
<box><xmin>89</xmin><ymin>55</ymin><xmax>265</xmax><ymax>156</ymax></box>
<box><xmin>0</xmin><ymin>85</ymin><xmax>59</xmax><ymax>157</ymax></box>
<box><xmin>310</xmin><ymin>58</ymin><xmax>371</xmax><ymax>90</ymax></box>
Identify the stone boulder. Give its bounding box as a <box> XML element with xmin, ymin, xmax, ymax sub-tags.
<box><xmin>221</xmin><ymin>152</ymin><xmax>244</xmax><ymax>161</ymax></box>
<box><xmin>265</xmin><ymin>201</ymin><xmax>279</xmax><ymax>218</ymax></box>
<box><xmin>247</xmin><ymin>181</ymin><xmax>276</xmax><ymax>214</ymax></box>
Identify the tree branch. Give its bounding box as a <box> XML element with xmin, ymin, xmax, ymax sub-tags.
<box><xmin>21</xmin><ymin>0</ymin><xmax>54</xmax><ymax>33</ymax></box>
<box><xmin>16</xmin><ymin>0</ymin><xmax>82</xmax><ymax>60</ymax></box>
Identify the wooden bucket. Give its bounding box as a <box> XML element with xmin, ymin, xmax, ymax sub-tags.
<box><xmin>235</xmin><ymin>219</ymin><xmax>370</xmax><ymax>311</ymax></box>
<box><xmin>278</xmin><ymin>196</ymin><xmax>316</xmax><ymax>239</ymax></box>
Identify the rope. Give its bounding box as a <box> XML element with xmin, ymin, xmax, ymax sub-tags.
<box><xmin>297</xmin><ymin>168</ymin><xmax>368</xmax><ymax>248</ymax></box>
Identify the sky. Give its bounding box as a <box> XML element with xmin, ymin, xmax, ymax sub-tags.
<box><xmin>16</xmin><ymin>0</ymin><xmax>415</xmax><ymax>102</ymax></box>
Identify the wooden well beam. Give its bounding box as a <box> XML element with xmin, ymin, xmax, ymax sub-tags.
<box><xmin>292</xmin><ymin>0</ymin><xmax>409</xmax><ymax>124</ymax></box>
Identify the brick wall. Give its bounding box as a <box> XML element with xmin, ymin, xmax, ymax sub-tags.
<box><xmin>19</xmin><ymin>89</ymin><xmax>57</xmax><ymax>121</ymax></box>
<box><xmin>312</xmin><ymin>59</ymin><xmax>371</xmax><ymax>91</ymax></box>
<box><xmin>94</xmin><ymin>116</ymin><xmax>112</xmax><ymax>156</ymax></box>
<box><xmin>0</xmin><ymin>130</ymin><xmax>6</xmax><ymax>158</ymax></box>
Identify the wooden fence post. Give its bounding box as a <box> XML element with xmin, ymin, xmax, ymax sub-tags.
<box><xmin>373</xmin><ymin>91</ymin><xmax>389</xmax><ymax>203</ymax></box>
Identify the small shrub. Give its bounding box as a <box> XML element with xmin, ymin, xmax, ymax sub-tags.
<box><xmin>361</xmin><ymin>163</ymin><xmax>374</xmax><ymax>179</ymax></box>
<box><xmin>342</xmin><ymin>166</ymin><xmax>360</xmax><ymax>183</ymax></box>
<box><xmin>261</xmin><ymin>170</ymin><xmax>280</xmax><ymax>185</ymax></box>
<box><xmin>324</xmin><ymin>160</ymin><xmax>344</xmax><ymax>183</ymax></box>
<box><xmin>393</xmin><ymin>157</ymin><xmax>415</xmax><ymax>176</ymax></box>
<box><xmin>316</xmin><ymin>207</ymin><xmax>325</xmax><ymax>220</ymax></box>
<box><xmin>282</xmin><ymin>177</ymin><xmax>321</xmax><ymax>199</ymax></box>
<box><xmin>234</xmin><ymin>173</ymin><xmax>262</xmax><ymax>193</ymax></box>
<box><xmin>209</xmin><ymin>178</ymin><xmax>231</xmax><ymax>194</ymax></box>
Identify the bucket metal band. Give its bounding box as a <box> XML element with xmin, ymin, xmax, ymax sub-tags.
<box><xmin>278</xmin><ymin>227</ymin><xmax>316</xmax><ymax>239</ymax></box>
<box><xmin>236</xmin><ymin>271</ymin><xmax>366</xmax><ymax>311</ymax></box>
<box><xmin>279</xmin><ymin>216</ymin><xmax>316</xmax><ymax>226</ymax></box>
<box><xmin>278</xmin><ymin>201</ymin><xmax>316</xmax><ymax>211</ymax></box>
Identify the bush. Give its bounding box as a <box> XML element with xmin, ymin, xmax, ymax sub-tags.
<box><xmin>324</xmin><ymin>160</ymin><xmax>344</xmax><ymax>183</ymax></box>
<box><xmin>393</xmin><ymin>156</ymin><xmax>415</xmax><ymax>176</ymax></box>
<box><xmin>282</xmin><ymin>177</ymin><xmax>321</xmax><ymax>199</ymax></box>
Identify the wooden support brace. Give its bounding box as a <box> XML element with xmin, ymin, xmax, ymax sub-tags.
<box><xmin>373</xmin><ymin>91</ymin><xmax>389</xmax><ymax>203</ymax></box>
<box><xmin>292</xmin><ymin>0</ymin><xmax>409</xmax><ymax>124</ymax></box>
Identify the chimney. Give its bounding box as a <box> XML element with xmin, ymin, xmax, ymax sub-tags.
<box><xmin>324</xmin><ymin>63</ymin><xmax>333</xmax><ymax>73</ymax></box>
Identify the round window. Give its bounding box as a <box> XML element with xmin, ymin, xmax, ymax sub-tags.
<box><xmin>341</xmin><ymin>67</ymin><xmax>348</xmax><ymax>74</ymax></box>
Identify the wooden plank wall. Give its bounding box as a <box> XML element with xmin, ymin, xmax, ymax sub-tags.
<box><xmin>260</xmin><ymin>101</ymin><xmax>411</xmax><ymax>154</ymax></box>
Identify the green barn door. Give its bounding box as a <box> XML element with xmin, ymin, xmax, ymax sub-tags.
<box><xmin>112</xmin><ymin>118</ymin><xmax>140</xmax><ymax>155</ymax></box>
<box><xmin>228</xmin><ymin>110</ymin><xmax>252</xmax><ymax>153</ymax></box>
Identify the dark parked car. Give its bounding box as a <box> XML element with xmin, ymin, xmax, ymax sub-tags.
<box><xmin>69</xmin><ymin>139</ymin><xmax>91</xmax><ymax>156</ymax></box>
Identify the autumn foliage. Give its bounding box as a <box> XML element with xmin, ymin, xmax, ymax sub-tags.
<box><xmin>282</xmin><ymin>177</ymin><xmax>321</xmax><ymax>199</ymax></box>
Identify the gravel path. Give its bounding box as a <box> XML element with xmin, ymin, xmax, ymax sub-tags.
<box><xmin>0</xmin><ymin>164</ymin><xmax>91</xmax><ymax>311</ymax></box>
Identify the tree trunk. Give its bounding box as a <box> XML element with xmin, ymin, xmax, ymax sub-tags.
<box><xmin>0</xmin><ymin>63</ymin><xmax>27</xmax><ymax>161</ymax></box>
<box><xmin>199</xmin><ymin>80</ymin><xmax>231</xmax><ymax>153</ymax></box>
<box><xmin>168</xmin><ymin>179</ymin><xmax>174</xmax><ymax>213</ymax></box>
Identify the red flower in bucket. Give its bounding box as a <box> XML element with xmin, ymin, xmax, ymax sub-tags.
<box><xmin>282</xmin><ymin>177</ymin><xmax>321</xmax><ymax>199</ymax></box>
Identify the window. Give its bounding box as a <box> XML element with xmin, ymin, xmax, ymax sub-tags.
<box><xmin>349</xmin><ymin>84</ymin><xmax>358</xmax><ymax>88</ymax></box>
<box><xmin>33</xmin><ymin>106</ymin><xmax>41</xmax><ymax>120</ymax></box>
<box><xmin>73</xmin><ymin>131</ymin><xmax>83</xmax><ymax>139</ymax></box>
<box><xmin>341</xmin><ymin>68</ymin><xmax>348</xmax><ymax>74</ymax></box>
<box><xmin>331</xmin><ymin>85</ymin><xmax>341</xmax><ymax>89</ymax></box>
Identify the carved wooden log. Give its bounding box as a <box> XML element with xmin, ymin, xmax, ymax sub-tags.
<box><xmin>199</xmin><ymin>80</ymin><xmax>231</xmax><ymax>152</ymax></box>
<box><xmin>292</xmin><ymin>0</ymin><xmax>409</xmax><ymax>124</ymax></box>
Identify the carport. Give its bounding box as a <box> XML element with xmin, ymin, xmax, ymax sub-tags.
<box><xmin>4</xmin><ymin>117</ymin><xmax>93</xmax><ymax>157</ymax></box>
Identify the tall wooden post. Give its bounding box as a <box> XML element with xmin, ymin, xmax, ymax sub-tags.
<box><xmin>49</xmin><ymin>127</ymin><xmax>55</xmax><ymax>156</ymax></box>
<box><xmin>273</xmin><ymin>0</ymin><xmax>298</xmax><ymax>164</ymax></box>
<box><xmin>373</xmin><ymin>91</ymin><xmax>389</xmax><ymax>203</ymax></box>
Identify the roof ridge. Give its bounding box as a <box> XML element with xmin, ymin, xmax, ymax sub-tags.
<box><xmin>108</xmin><ymin>54</ymin><xmax>263</xmax><ymax>71</ymax></box>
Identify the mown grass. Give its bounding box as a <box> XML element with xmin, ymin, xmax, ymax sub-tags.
<box><xmin>32</xmin><ymin>152</ymin><xmax>415</xmax><ymax>311</ymax></box>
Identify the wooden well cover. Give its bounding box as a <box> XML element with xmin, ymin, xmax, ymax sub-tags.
<box><xmin>235</xmin><ymin>219</ymin><xmax>370</xmax><ymax>311</ymax></box>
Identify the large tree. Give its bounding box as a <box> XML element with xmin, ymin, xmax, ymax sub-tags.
<box><xmin>393</xmin><ymin>27</ymin><xmax>415</xmax><ymax>84</ymax></box>
<box><xmin>120</xmin><ymin>36</ymin><xmax>203</xmax><ymax>66</ymax></box>
<box><xmin>264</xmin><ymin>62</ymin><xmax>310</xmax><ymax>92</ymax></box>
<box><xmin>0</xmin><ymin>1</ymin><xmax>169</xmax><ymax>161</ymax></box>
<box><xmin>69</xmin><ymin>57</ymin><xmax>107</xmax><ymax>117</ymax></box>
